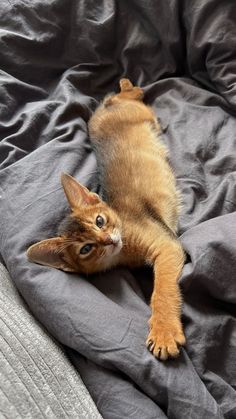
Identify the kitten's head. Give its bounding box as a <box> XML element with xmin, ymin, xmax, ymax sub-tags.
<box><xmin>27</xmin><ymin>174</ymin><xmax>123</xmax><ymax>274</ymax></box>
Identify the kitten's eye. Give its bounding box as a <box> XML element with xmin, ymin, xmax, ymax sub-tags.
<box><xmin>96</xmin><ymin>215</ymin><xmax>105</xmax><ymax>228</ymax></box>
<box><xmin>80</xmin><ymin>244</ymin><xmax>93</xmax><ymax>255</ymax></box>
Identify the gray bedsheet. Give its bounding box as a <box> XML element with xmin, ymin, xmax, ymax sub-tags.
<box><xmin>0</xmin><ymin>1</ymin><xmax>236</xmax><ymax>418</ymax></box>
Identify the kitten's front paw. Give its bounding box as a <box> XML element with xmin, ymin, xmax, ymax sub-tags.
<box><xmin>146</xmin><ymin>317</ymin><xmax>186</xmax><ymax>361</ymax></box>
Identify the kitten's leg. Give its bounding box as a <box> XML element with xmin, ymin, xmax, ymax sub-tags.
<box><xmin>118</xmin><ymin>78</ymin><xmax>144</xmax><ymax>101</ymax></box>
<box><xmin>120</xmin><ymin>78</ymin><xmax>134</xmax><ymax>91</ymax></box>
<box><xmin>146</xmin><ymin>240</ymin><xmax>186</xmax><ymax>360</ymax></box>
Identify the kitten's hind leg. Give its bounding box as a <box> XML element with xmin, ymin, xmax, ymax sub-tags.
<box><xmin>120</xmin><ymin>78</ymin><xmax>134</xmax><ymax>91</ymax></box>
<box><xmin>146</xmin><ymin>240</ymin><xmax>186</xmax><ymax>360</ymax></box>
<box><xmin>119</xmin><ymin>78</ymin><xmax>144</xmax><ymax>101</ymax></box>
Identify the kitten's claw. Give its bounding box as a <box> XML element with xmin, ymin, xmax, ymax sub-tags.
<box><xmin>146</xmin><ymin>318</ymin><xmax>186</xmax><ymax>361</ymax></box>
<box><xmin>147</xmin><ymin>340</ymin><xmax>155</xmax><ymax>352</ymax></box>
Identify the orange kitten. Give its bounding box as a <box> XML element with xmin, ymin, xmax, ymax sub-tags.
<box><xmin>27</xmin><ymin>79</ymin><xmax>186</xmax><ymax>360</ymax></box>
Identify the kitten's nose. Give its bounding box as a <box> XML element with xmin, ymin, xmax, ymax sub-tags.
<box><xmin>103</xmin><ymin>235</ymin><xmax>114</xmax><ymax>246</ymax></box>
<box><xmin>103</xmin><ymin>233</ymin><xmax>121</xmax><ymax>247</ymax></box>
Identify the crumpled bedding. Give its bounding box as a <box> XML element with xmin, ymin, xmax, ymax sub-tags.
<box><xmin>0</xmin><ymin>1</ymin><xmax>236</xmax><ymax>418</ymax></box>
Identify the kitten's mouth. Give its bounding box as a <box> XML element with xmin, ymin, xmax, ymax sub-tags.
<box><xmin>110</xmin><ymin>239</ymin><xmax>123</xmax><ymax>255</ymax></box>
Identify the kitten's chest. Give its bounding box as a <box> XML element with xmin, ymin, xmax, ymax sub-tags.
<box><xmin>118</xmin><ymin>218</ymin><xmax>154</xmax><ymax>267</ymax></box>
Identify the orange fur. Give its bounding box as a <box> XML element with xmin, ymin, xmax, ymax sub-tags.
<box><xmin>27</xmin><ymin>79</ymin><xmax>186</xmax><ymax>360</ymax></box>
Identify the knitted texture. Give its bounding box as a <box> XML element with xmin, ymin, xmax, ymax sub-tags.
<box><xmin>0</xmin><ymin>263</ymin><xmax>102</xmax><ymax>419</ymax></box>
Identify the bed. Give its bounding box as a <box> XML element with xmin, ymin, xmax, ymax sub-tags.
<box><xmin>0</xmin><ymin>0</ymin><xmax>236</xmax><ymax>417</ymax></box>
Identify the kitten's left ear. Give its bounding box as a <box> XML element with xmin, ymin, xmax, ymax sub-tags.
<box><xmin>27</xmin><ymin>238</ymin><xmax>76</xmax><ymax>272</ymax></box>
<box><xmin>61</xmin><ymin>173</ymin><xmax>100</xmax><ymax>211</ymax></box>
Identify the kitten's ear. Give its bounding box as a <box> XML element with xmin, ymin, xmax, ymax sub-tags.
<box><xmin>61</xmin><ymin>173</ymin><xmax>100</xmax><ymax>211</ymax></box>
<box><xmin>27</xmin><ymin>238</ymin><xmax>76</xmax><ymax>272</ymax></box>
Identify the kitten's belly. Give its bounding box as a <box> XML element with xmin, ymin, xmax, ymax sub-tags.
<box><xmin>99</xmin><ymin>132</ymin><xmax>178</xmax><ymax>230</ymax></box>
<box><xmin>104</xmin><ymin>148</ymin><xmax>176</xmax><ymax>204</ymax></box>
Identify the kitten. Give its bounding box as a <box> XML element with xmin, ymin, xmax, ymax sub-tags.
<box><xmin>27</xmin><ymin>78</ymin><xmax>186</xmax><ymax>360</ymax></box>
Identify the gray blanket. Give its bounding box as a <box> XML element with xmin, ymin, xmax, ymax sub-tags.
<box><xmin>0</xmin><ymin>1</ymin><xmax>236</xmax><ymax>418</ymax></box>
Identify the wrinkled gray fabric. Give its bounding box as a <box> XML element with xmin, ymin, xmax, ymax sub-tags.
<box><xmin>0</xmin><ymin>0</ymin><xmax>236</xmax><ymax>418</ymax></box>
